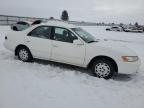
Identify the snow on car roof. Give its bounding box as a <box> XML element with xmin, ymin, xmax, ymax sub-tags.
<box><xmin>41</xmin><ymin>20</ymin><xmax>76</xmax><ymax>28</ymax></box>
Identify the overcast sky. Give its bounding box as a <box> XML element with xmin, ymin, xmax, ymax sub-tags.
<box><xmin>0</xmin><ymin>0</ymin><xmax>144</xmax><ymax>24</ymax></box>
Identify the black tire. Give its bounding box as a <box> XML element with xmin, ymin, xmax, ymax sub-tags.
<box><xmin>106</xmin><ymin>29</ymin><xmax>110</xmax><ymax>31</ymax></box>
<box><xmin>13</xmin><ymin>26</ymin><xmax>18</xmax><ymax>31</ymax></box>
<box><xmin>91</xmin><ymin>59</ymin><xmax>115</xmax><ymax>79</ymax></box>
<box><xmin>17</xmin><ymin>47</ymin><xmax>33</xmax><ymax>62</ymax></box>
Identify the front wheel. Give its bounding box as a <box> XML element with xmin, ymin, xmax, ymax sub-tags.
<box><xmin>91</xmin><ymin>59</ymin><xmax>115</xmax><ymax>79</ymax></box>
<box><xmin>17</xmin><ymin>47</ymin><xmax>33</xmax><ymax>62</ymax></box>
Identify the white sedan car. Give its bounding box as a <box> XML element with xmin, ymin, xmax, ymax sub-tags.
<box><xmin>4</xmin><ymin>21</ymin><xmax>140</xmax><ymax>79</ymax></box>
<box><xmin>11</xmin><ymin>21</ymin><xmax>31</xmax><ymax>31</ymax></box>
<box><xmin>124</xmin><ymin>27</ymin><xmax>143</xmax><ymax>33</ymax></box>
<box><xmin>106</xmin><ymin>26</ymin><xmax>123</xmax><ymax>31</ymax></box>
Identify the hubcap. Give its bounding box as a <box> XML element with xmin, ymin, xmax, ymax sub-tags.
<box><xmin>19</xmin><ymin>49</ymin><xmax>29</xmax><ymax>61</ymax></box>
<box><xmin>95</xmin><ymin>63</ymin><xmax>111</xmax><ymax>77</ymax></box>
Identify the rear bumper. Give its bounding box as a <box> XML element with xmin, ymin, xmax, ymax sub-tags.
<box><xmin>3</xmin><ymin>41</ymin><xmax>14</xmax><ymax>52</ymax></box>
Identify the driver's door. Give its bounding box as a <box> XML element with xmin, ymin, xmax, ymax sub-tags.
<box><xmin>51</xmin><ymin>27</ymin><xmax>85</xmax><ymax>66</ymax></box>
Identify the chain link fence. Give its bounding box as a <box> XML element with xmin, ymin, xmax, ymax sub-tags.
<box><xmin>0</xmin><ymin>15</ymin><xmax>48</xmax><ymax>25</ymax></box>
<box><xmin>0</xmin><ymin>15</ymin><xmax>108</xmax><ymax>26</ymax></box>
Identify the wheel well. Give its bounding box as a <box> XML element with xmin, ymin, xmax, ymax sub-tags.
<box><xmin>87</xmin><ymin>56</ymin><xmax>118</xmax><ymax>72</ymax></box>
<box><xmin>15</xmin><ymin>45</ymin><xmax>30</xmax><ymax>56</ymax></box>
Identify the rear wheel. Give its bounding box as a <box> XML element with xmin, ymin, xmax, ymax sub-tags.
<box><xmin>17</xmin><ymin>47</ymin><xmax>33</xmax><ymax>62</ymax></box>
<box><xmin>91</xmin><ymin>59</ymin><xmax>115</xmax><ymax>79</ymax></box>
<box><xmin>13</xmin><ymin>26</ymin><xmax>18</xmax><ymax>31</ymax></box>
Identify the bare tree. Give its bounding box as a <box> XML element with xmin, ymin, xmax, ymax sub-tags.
<box><xmin>134</xmin><ymin>22</ymin><xmax>139</xmax><ymax>27</ymax></box>
<box><xmin>49</xmin><ymin>17</ymin><xmax>54</xmax><ymax>20</ymax></box>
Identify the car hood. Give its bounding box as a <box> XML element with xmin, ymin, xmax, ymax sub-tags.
<box><xmin>87</xmin><ymin>39</ymin><xmax>138</xmax><ymax>56</ymax></box>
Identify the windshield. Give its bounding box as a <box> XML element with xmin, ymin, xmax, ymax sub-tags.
<box><xmin>71</xmin><ymin>28</ymin><xmax>96</xmax><ymax>43</ymax></box>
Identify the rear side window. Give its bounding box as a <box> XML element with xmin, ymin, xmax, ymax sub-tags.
<box><xmin>17</xmin><ymin>22</ymin><xmax>28</xmax><ymax>25</ymax></box>
<box><xmin>28</xmin><ymin>26</ymin><xmax>51</xmax><ymax>39</ymax></box>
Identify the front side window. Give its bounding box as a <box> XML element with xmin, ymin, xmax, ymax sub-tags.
<box><xmin>71</xmin><ymin>28</ymin><xmax>96</xmax><ymax>43</ymax></box>
<box><xmin>53</xmin><ymin>27</ymin><xmax>78</xmax><ymax>43</ymax></box>
<box><xmin>28</xmin><ymin>26</ymin><xmax>51</xmax><ymax>39</ymax></box>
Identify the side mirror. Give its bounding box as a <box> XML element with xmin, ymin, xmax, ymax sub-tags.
<box><xmin>73</xmin><ymin>39</ymin><xmax>84</xmax><ymax>45</ymax></box>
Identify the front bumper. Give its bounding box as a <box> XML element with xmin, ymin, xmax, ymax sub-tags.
<box><xmin>117</xmin><ymin>59</ymin><xmax>140</xmax><ymax>74</ymax></box>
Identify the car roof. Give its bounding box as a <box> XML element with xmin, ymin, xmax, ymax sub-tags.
<box><xmin>40</xmin><ymin>20</ymin><xmax>77</xmax><ymax>28</ymax></box>
<box><xmin>15</xmin><ymin>21</ymin><xmax>33</xmax><ymax>25</ymax></box>
<box><xmin>111</xmin><ymin>26</ymin><xmax>120</xmax><ymax>28</ymax></box>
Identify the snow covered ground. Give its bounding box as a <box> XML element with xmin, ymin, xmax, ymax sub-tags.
<box><xmin>0</xmin><ymin>26</ymin><xmax>144</xmax><ymax>108</ymax></box>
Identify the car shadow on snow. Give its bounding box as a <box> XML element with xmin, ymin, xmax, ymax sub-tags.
<box><xmin>113</xmin><ymin>74</ymin><xmax>134</xmax><ymax>81</ymax></box>
<box><xmin>34</xmin><ymin>58</ymin><xmax>91</xmax><ymax>74</ymax></box>
<box><xmin>33</xmin><ymin>58</ymin><xmax>134</xmax><ymax>82</ymax></box>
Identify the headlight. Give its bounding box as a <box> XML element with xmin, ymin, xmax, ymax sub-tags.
<box><xmin>122</xmin><ymin>56</ymin><xmax>138</xmax><ymax>62</ymax></box>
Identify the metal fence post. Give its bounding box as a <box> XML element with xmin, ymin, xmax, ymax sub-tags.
<box><xmin>6</xmin><ymin>16</ymin><xmax>8</xmax><ymax>25</ymax></box>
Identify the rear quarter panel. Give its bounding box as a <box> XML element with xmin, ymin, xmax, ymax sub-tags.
<box><xmin>4</xmin><ymin>31</ymin><xmax>26</xmax><ymax>52</ymax></box>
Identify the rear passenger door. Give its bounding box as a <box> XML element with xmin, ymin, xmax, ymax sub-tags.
<box><xmin>25</xmin><ymin>26</ymin><xmax>52</xmax><ymax>60</ymax></box>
